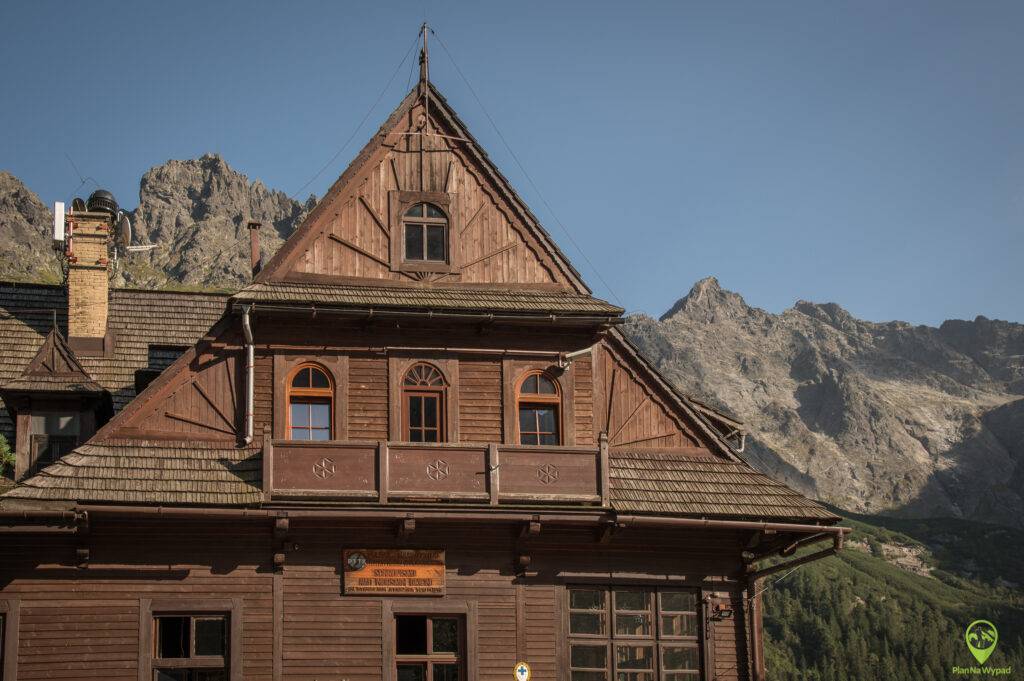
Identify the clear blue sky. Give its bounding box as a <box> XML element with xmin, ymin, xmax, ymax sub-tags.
<box><xmin>2</xmin><ymin>1</ymin><xmax>1021</xmax><ymax>325</ymax></box>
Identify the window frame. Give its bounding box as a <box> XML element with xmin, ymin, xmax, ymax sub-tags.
<box><xmin>402</xmin><ymin>203</ymin><xmax>450</xmax><ymax>264</ymax></box>
<box><xmin>382</xmin><ymin>599</ymin><xmax>478</xmax><ymax>681</ymax></box>
<box><xmin>152</xmin><ymin>613</ymin><xmax>229</xmax><ymax>672</ymax></box>
<box><xmin>0</xmin><ymin>599</ymin><xmax>19</xmax><ymax>681</ymax></box>
<box><xmin>139</xmin><ymin>599</ymin><xmax>242</xmax><ymax>681</ymax></box>
<box><xmin>394</xmin><ymin>614</ymin><xmax>464</xmax><ymax>681</ymax></box>
<box><xmin>516</xmin><ymin>370</ymin><xmax>563</xmax><ymax>446</ymax></box>
<box><xmin>389</xmin><ymin>191</ymin><xmax>459</xmax><ymax>275</ymax></box>
<box><xmin>565</xmin><ymin>586</ymin><xmax>704</xmax><ymax>681</ymax></box>
<box><xmin>401</xmin><ymin>363</ymin><xmax>448</xmax><ymax>444</ymax></box>
<box><xmin>285</xmin><ymin>362</ymin><xmax>335</xmax><ymax>441</ymax></box>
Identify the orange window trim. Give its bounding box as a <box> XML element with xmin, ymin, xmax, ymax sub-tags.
<box><xmin>516</xmin><ymin>370</ymin><xmax>562</xmax><ymax>444</ymax></box>
<box><xmin>286</xmin><ymin>363</ymin><xmax>335</xmax><ymax>440</ymax></box>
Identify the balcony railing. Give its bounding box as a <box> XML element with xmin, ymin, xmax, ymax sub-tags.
<box><xmin>263</xmin><ymin>438</ymin><xmax>610</xmax><ymax>506</ymax></box>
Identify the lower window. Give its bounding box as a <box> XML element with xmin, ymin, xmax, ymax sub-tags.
<box><xmin>153</xmin><ymin>613</ymin><xmax>228</xmax><ymax>681</ymax></box>
<box><xmin>395</xmin><ymin>614</ymin><xmax>463</xmax><ymax>681</ymax></box>
<box><xmin>567</xmin><ymin>587</ymin><xmax>702</xmax><ymax>681</ymax></box>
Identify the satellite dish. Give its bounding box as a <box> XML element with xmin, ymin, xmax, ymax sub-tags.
<box><xmin>115</xmin><ymin>211</ymin><xmax>132</xmax><ymax>251</ymax></box>
<box><xmin>71</xmin><ymin>197</ymin><xmax>86</xmax><ymax>212</ymax></box>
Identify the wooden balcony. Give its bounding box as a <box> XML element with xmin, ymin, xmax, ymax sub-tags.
<box><xmin>263</xmin><ymin>438</ymin><xmax>609</xmax><ymax>506</ymax></box>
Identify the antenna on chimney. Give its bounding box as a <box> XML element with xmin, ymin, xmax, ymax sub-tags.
<box><xmin>53</xmin><ymin>201</ymin><xmax>66</xmax><ymax>252</ymax></box>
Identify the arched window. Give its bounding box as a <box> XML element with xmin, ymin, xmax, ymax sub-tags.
<box><xmin>403</xmin><ymin>203</ymin><xmax>448</xmax><ymax>263</ymax></box>
<box><xmin>287</xmin><ymin>363</ymin><xmax>333</xmax><ymax>440</ymax></box>
<box><xmin>402</xmin><ymin>363</ymin><xmax>446</xmax><ymax>443</ymax></box>
<box><xmin>517</xmin><ymin>371</ymin><xmax>561</xmax><ymax>446</ymax></box>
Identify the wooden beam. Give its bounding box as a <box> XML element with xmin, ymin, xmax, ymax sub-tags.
<box><xmin>328</xmin><ymin>233</ymin><xmax>390</xmax><ymax>268</ymax></box>
<box><xmin>192</xmin><ymin>381</ymin><xmax>236</xmax><ymax>431</ymax></box>
<box><xmin>443</xmin><ymin>159</ymin><xmax>454</xmax><ymax>192</ymax></box>
<box><xmin>605</xmin><ymin>368</ymin><xmax>618</xmax><ymax>433</ymax></box>
<box><xmin>359</xmin><ymin>195</ymin><xmax>390</xmax><ymax>239</ymax></box>
<box><xmin>459</xmin><ymin>242</ymin><xmax>517</xmax><ymax>270</ymax></box>
<box><xmin>460</xmin><ymin>203</ymin><xmax>486</xmax><ymax>236</ymax></box>
<box><xmin>164</xmin><ymin>411</ymin><xmax>236</xmax><ymax>436</ymax></box>
<box><xmin>390</xmin><ymin>157</ymin><xmax>403</xmax><ymax>191</ymax></box>
<box><xmin>615</xmin><ymin>431</ymin><xmax>678</xmax><ymax>447</ymax></box>
<box><xmin>609</xmin><ymin>396</ymin><xmax>649</xmax><ymax>443</ymax></box>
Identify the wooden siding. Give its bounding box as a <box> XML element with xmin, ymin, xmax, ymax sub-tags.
<box><xmin>287</xmin><ymin>101</ymin><xmax>566</xmax><ymax>288</ymax></box>
<box><xmin>105</xmin><ymin>348</ymin><xmax>241</xmax><ymax>441</ymax></box>
<box><xmin>573</xmin><ymin>356</ymin><xmax>594</xmax><ymax>446</ymax></box>
<box><xmin>0</xmin><ymin>520</ymin><xmax>754</xmax><ymax>681</ymax></box>
<box><xmin>459</xmin><ymin>359</ymin><xmax>503</xmax><ymax>443</ymax></box>
<box><xmin>594</xmin><ymin>342</ymin><xmax>703</xmax><ymax>450</ymax></box>
<box><xmin>349</xmin><ymin>356</ymin><xmax>389</xmax><ymax>441</ymax></box>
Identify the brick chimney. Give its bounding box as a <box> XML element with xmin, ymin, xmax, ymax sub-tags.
<box><xmin>248</xmin><ymin>220</ymin><xmax>262</xmax><ymax>278</ymax></box>
<box><xmin>66</xmin><ymin>208</ymin><xmax>113</xmax><ymax>355</ymax></box>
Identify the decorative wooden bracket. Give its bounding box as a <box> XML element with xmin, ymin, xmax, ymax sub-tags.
<box><xmin>75</xmin><ymin>511</ymin><xmax>90</xmax><ymax>568</ymax></box>
<box><xmin>273</xmin><ymin>516</ymin><xmax>290</xmax><ymax>571</ymax></box>
<box><xmin>397</xmin><ymin>516</ymin><xmax>416</xmax><ymax>540</ymax></box>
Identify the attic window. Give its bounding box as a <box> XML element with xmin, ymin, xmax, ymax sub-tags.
<box><xmin>403</xmin><ymin>203</ymin><xmax>448</xmax><ymax>263</ymax></box>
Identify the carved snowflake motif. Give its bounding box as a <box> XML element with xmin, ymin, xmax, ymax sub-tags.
<box><xmin>426</xmin><ymin>459</ymin><xmax>450</xmax><ymax>481</ymax></box>
<box><xmin>537</xmin><ymin>463</ymin><xmax>559</xmax><ymax>485</ymax></box>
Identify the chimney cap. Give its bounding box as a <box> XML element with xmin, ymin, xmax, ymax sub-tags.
<box><xmin>86</xmin><ymin>189</ymin><xmax>118</xmax><ymax>217</ymax></box>
<box><xmin>247</xmin><ymin>220</ymin><xmax>262</xmax><ymax>230</ymax></box>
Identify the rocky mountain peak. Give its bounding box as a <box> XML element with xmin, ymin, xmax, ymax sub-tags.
<box><xmin>0</xmin><ymin>172</ymin><xmax>60</xmax><ymax>283</ymax></box>
<box><xmin>660</xmin><ymin>276</ymin><xmax>754</xmax><ymax>322</ymax></box>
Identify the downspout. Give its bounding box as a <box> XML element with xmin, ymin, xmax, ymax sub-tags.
<box><xmin>241</xmin><ymin>304</ymin><xmax>255</xmax><ymax>445</ymax></box>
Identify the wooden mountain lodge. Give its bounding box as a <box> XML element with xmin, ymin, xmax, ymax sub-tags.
<box><xmin>0</xmin><ymin>37</ymin><xmax>845</xmax><ymax>681</ymax></box>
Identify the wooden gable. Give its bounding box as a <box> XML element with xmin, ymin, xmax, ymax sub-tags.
<box><xmin>94</xmin><ymin>322</ymin><xmax>242</xmax><ymax>442</ymax></box>
<box><xmin>594</xmin><ymin>330</ymin><xmax>741</xmax><ymax>458</ymax></box>
<box><xmin>258</xmin><ymin>84</ymin><xmax>589</xmax><ymax>291</ymax></box>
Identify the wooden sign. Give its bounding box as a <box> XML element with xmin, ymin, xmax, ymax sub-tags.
<box><xmin>343</xmin><ymin>549</ymin><xmax>445</xmax><ymax>595</ymax></box>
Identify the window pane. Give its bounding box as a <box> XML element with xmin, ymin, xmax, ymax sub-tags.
<box><xmin>310</xmin><ymin>368</ymin><xmax>329</xmax><ymax>388</ymax></box>
<box><xmin>410</xmin><ymin>429</ymin><xmax>424</xmax><ymax>443</ymax></box>
<box><xmin>292</xmin><ymin>367</ymin><xmax>310</xmax><ymax>388</ymax></box>
<box><xmin>520</xmin><ymin>432</ymin><xmax>539</xmax><ymax>445</ymax></box>
<box><xmin>571</xmin><ymin>644</ymin><xmax>607</xmax><ymax>669</ymax></box>
<box><xmin>537</xmin><ymin>375</ymin><xmax>557</xmax><ymax>394</ymax></box>
<box><xmin>291</xmin><ymin>403</ymin><xmax>310</xmax><ymax>427</ymax></box>
<box><xmin>194</xmin><ymin>671</ymin><xmax>228</xmax><ymax>681</ymax></box>
<box><xmin>309</xmin><ymin>403</ymin><xmax>331</xmax><ymax>428</ymax></box>
<box><xmin>426</xmin><ymin>226</ymin><xmax>446</xmax><ymax>261</ymax></box>
<box><xmin>396</xmin><ymin>615</ymin><xmax>427</xmax><ymax>654</ymax></box>
<box><xmin>661</xmin><ymin>591</ymin><xmax>697</xmax><ymax>612</ymax></box>
<box><xmin>310</xmin><ymin>428</ymin><xmax>331</xmax><ymax>441</ymax></box>
<box><xmin>406</xmin><ymin>224</ymin><xmax>425</xmax><ymax>260</ymax></box>
<box><xmin>614</xmin><ymin>673</ymin><xmax>653</xmax><ymax>681</ymax></box>
<box><xmin>31</xmin><ymin>412</ymin><xmax>80</xmax><ymax>436</ymax></box>
<box><xmin>662</xmin><ymin>645</ymin><xmax>700</xmax><ymax>671</ymax></box>
<box><xmin>409</xmin><ymin>396</ymin><xmax>423</xmax><ymax>427</ymax></box>
<box><xmin>523</xmin><ymin>374</ymin><xmax>538</xmax><ymax>394</ymax></box>
<box><xmin>572</xmin><ymin>673</ymin><xmax>607</xmax><ymax>681</ymax></box>
<box><xmin>405</xmin><ymin>204</ymin><xmax>425</xmax><ymax>217</ymax></box>
<box><xmin>570</xmin><ymin>589</ymin><xmax>605</xmax><ymax>610</ymax></box>
<box><xmin>569</xmin><ymin>612</ymin><xmax>605</xmax><ymax>635</ymax></box>
<box><xmin>615</xmin><ymin>645</ymin><xmax>653</xmax><ymax>670</ymax></box>
<box><xmin>155</xmin><ymin>671</ymin><xmax>188</xmax><ymax>681</ymax></box>
<box><xmin>614</xmin><ymin>590</ymin><xmax>651</xmax><ymax>612</ymax></box>
<box><xmin>433</xmin><ymin>664</ymin><xmax>459</xmax><ymax>681</ymax></box>
<box><xmin>518</xmin><ymin>407</ymin><xmax>535</xmax><ymax>435</ymax></box>
<box><xmin>194</xmin><ymin>617</ymin><xmax>226</xmax><ymax>656</ymax></box>
<box><xmin>425</xmin><ymin>204</ymin><xmax>446</xmax><ymax>218</ymax></box>
<box><xmin>156</xmin><ymin>616</ymin><xmax>189</xmax><ymax>659</ymax></box>
<box><xmin>423</xmin><ymin>428</ymin><xmax>439</xmax><ymax>443</ymax></box>
<box><xmin>398</xmin><ymin>664</ymin><xmax>426</xmax><ymax>681</ymax></box>
<box><xmin>663</xmin><ymin>674</ymin><xmax>700</xmax><ymax>681</ymax></box>
<box><xmin>424</xmin><ymin>396</ymin><xmax>438</xmax><ymax>427</ymax></box>
<box><xmin>536</xmin><ymin>407</ymin><xmax>556</xmax><ymax>433</ymax></box>
<box><xmin>540</xmin><ymin>431</ymin><xmax>560</xmax><ymax>446</ymax></box>
<box><xmin>615</xmin><ymin>613</ymin><xmax>651</xmax><ymax>636</ymax></box>
<box><xmin>661</xmin><ymin>614</ymin><xmax>697</xmax><ymax>637</ymax></box>
<box><xmin>432</xmin><ymin>618</ymin><xmax>458</xmax><ymax>653</ymax></box>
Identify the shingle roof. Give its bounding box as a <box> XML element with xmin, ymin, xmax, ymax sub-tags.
<box><xmin>609</xmin><ymin>451</ymin><xmax>838</xmax><ymax>521</ymax></box>
<box><xmin>0</xmin><ymin>283</ymin><xmax>228</xmax><ymax>445</ymax></box>
<box><xmin>2</xmin><ymin>440</ymin><xmax>262</xmax><ymax>505</ymax></box>
<box><xmin>0</xmin><ymin>327</ymin><xmax>104</xmax><ymax>394</ymax></box>
<box><xmin>232</xmin><ymin>281</ymin><xmax>623</xmax><ymax>316</ymax></box>
<box><xmin>3</xmin><ymin>441</ymin><xmax>835</xmax><ymax>522</ymax></box>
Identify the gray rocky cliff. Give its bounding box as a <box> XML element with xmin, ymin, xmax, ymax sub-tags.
<box><xmin>624</xmin><ymin>277</ymin><xmax>1024</xmax><ymax>527</ymax></box>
